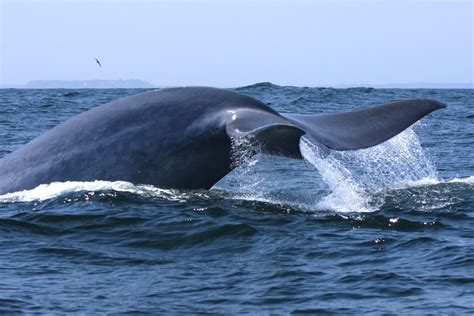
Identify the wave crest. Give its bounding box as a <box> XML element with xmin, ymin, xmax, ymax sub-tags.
<box><xmin>0</xmin><ymin>181</ymin><xmax>211</xmax><ymax>203</ymax></box>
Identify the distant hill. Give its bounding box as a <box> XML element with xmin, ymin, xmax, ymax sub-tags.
<box><xmin>24</xmin><ymin>79</ymin><xmax>155</xmax><ymax>89</ymax></box>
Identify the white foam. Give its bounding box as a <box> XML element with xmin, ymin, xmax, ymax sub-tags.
<box><xmin>375</xmin><ymin>176</ymin><xmax>474</xmax><ymax>189</ymax></box>
<box><xmin>447</xmin><ymin>176</ymin><xmax>474</xmax><ymax>184</ymax></box>
<box><xmin>0</xmin><ymin>180</ymin><xmax>197</xmax><ymax>203</ymax></box>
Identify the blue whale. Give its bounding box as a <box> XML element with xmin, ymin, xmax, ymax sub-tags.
<box><xmin>0</xmin><ymin>87</ymin><xmax>446</xmax><ymax>194</ymax></box>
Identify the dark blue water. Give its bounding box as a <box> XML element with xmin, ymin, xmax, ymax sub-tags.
<box><xmin>0</xmin><ymin>83</ymin><xmax>473</xmax><ymax>314</ymax></box>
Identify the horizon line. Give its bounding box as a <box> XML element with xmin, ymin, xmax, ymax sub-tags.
<box><xmin>0</xmin><ymin>80</ymin><xmax>473</xmax><ymax>89</ymax></box>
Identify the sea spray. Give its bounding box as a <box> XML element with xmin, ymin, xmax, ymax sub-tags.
<box><xmin>300</xmin><ymin>139</ymin><xmax>370</xmax><ymax>212</ymax></box>
<box><xmin>300</xmin><ymin>127</ymin><xmax>439</xmax><ymax>212</ymax></box>
<box><xmin>221</xmin><ymin>136</ymin><xmax>266</xmax><ymax>200</ymax></box>
<box><xmin>214</xmin><ymin>136</ymin><xmax>314</xmax><ymax>208</ymax></box>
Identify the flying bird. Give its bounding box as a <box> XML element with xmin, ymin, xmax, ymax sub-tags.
<box><xmin>95</xmin><ymin>57</ymin><xmax>102</xmax><ymax>68</ymax></box>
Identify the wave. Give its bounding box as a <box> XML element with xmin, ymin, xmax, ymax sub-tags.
<box><xmin>0</xmin><ymin>175</ymin><xmax>471</xmax><ymax>211</ymax></box>
<box><xmin>234</xmin><ymin>82</ymin><xmax>280</xmax><ymax>90</ymax></box>
<box><xmin>447</xmin><ymin>176</ymin><xmax>474</xmax><ymax>184</ymax></box>
<box><xmin>0</xmin><ymin>180</ymin><xmax>211</xmax><ymax>204</ymax></box>
<box><xmin>62</xmin><ymin>91</ymin><xmax>81</xmax><ymax>97</ymax></box>
<box><xmin>390</xmin><ymin>176</ymin><xmax>474</xmax><ymax>188</ymax></box>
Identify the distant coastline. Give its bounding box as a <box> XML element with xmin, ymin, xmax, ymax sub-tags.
<box><xmin>1</xmin><ymin>79</ymin><xmax>155</xmax><ymax>89</ymax></box>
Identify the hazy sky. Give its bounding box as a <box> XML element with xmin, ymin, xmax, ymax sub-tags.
<box><xmin>0</xmin><ymin>0</ymin><xmax>472</xmax><ymax>87</ymax></box>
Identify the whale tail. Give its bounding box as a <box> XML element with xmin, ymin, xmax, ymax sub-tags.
<box><xmin>285</xmin><ymin>99</ymin><xmax>446</xmax><ymax>151</ymax></box>
<box><xmin>227</xmin><ymin>99</ymin><xmax>446</xmax><ymax>158</ymax></box>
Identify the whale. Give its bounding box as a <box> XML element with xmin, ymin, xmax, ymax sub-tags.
<box><xmin>0</xmin><ymin>87</ymin><xmax>446</xmax><ymax>194</ymax></box>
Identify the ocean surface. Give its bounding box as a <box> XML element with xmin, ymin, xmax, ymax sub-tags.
<box><xmin>0</xmin><ymin>83</ymin><xmax>472</xmax><ymax>314</ymax></box>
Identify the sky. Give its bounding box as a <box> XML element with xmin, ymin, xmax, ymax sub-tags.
<box><xmin>0</xmin><ymin>0</ymin><xmax>472</xmax><ymax>87</ymax></box>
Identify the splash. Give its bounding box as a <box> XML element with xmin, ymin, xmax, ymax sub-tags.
<box><xmin>300</xmin><ymin>128</ymin><xmax>440</xmax><ymax>212</ymax></box>
<box><xmin>229</xmin><ymin>135</ymin><xmax>261</xmax><ymax>170</ymax></box>
<box><xmin>299</xmin><ymin>143</ymin><xmax>370</xmax><ymax>212</ymax></box>
<box><xmin>0</xmin><ymin>180</ymin><xmax>209</xmax><ymax>203</ymax></box>
<box><xmin>214</xmin><ymin>136</ymin><xmax>307</xmax><ymax>207</ymax></box>
<box><xmin>216</xmin><ymin>136</ymin><xmax>266</xmax><ymax>200</ymax></box>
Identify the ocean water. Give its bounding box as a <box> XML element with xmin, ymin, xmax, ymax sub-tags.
<box><xmin>0</xmin><ymin>83</ymin><xmax>472</xmax><ymax>314</ymax></box>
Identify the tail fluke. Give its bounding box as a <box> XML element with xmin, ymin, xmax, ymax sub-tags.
<box><xmin>285</xmin><ymin>99</ymin><xmax>446</xmax><ymax>150</ymax></box>
<box><xmin>225</xmin><ymin>99</ymin><xmax>446</xmax><ymax>163</ymax></box>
